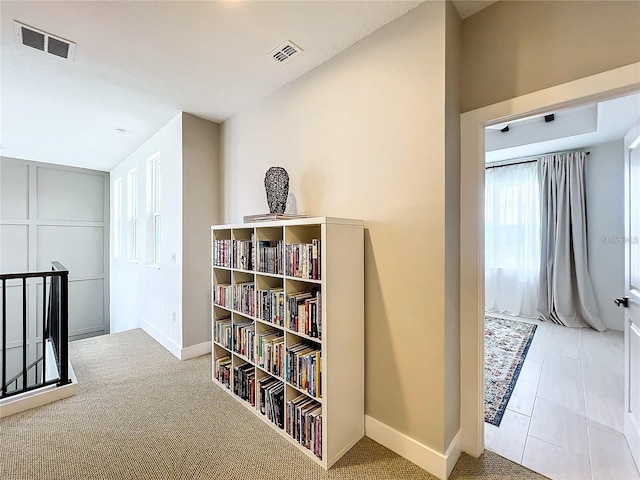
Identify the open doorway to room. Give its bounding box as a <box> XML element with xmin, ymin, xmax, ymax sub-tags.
<box><xmin>480</xmin><ymin>93</ymin><xmax>640</xmax><ymax>479</ymax></box>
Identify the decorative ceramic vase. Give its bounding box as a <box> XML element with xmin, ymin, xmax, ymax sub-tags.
<box><xmin>264</xmin><ymin>167</ymin><xmax>289</xmax><ymax>214</ymax></box>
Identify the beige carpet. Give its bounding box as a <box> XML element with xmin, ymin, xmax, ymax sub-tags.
<box><xmin>0</xmin><ymin>329</ymin><xmax>546</xmax><ymax>479</ymax></box>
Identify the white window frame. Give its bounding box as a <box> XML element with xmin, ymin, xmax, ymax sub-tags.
<box><xmin>127</xmin><ymin>168</ymin><xmax>138</xmax><ymax>262</ymax></box>
<box><xmin>149</xmin><ymin>154</ymin><xmax>161</xmax><ymax>266</ymax></box>
<box><xmin>114</xmin><ymin>178</ymin><xmax>122</xmax><ymax>258</ymax></box>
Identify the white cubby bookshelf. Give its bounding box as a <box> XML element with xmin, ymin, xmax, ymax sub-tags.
<box><xmin>211</xmin><ymin>217</ymin><xmax>364</xmax><ymax>469</ymax></box>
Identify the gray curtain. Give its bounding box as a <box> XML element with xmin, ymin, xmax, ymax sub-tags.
<box><xmin>537</xmin><ymin>151</ymin><xmax>605</xmax><ymax>331</ymax></box>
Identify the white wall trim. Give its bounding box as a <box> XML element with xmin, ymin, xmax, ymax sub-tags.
<box><xmin>140</xmin><ymin>319</ymin><xmax>182</xmax><ymax>360</ymax></box>
<box><xmin>0</xmin><ymin>360</ymin><xmax>78</xmax><ymax>418</ymax></box>
<box><xmin>365</xmin><ymin>415</ymin><xmax>461</xmax><ymax>479</ymax></box>
<box><xmin>445</xmin><ymin>430</ymin><xmax>462</xmax><ymax>478</ymax></box>
<box><xmin>460</xmin><ymin>62</ymin><xmax>640</xmax><ymax>457</ymax></box>
<box><xmin>180</xmin><ymin>340</ymin><xmax>211</xmax><ymax>360</ymax></box>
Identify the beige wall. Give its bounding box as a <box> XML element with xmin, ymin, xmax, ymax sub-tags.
<box><xmin>461</xmin><ymin>0</ymin><xmax>640</xmax><ymax>112</ymax></box>
<box><xmin>182</xmin><ymin>113</ymin><xmax>220</xmax><ymax>347</ymax></box>
<box><xmin>444</xmin><ymin>0</ymin><xmax>461</xmax><ymax>449</ymax></box>
<box><xmin>220</xmin><ymin>1</ymin><xmax>456</xmax><ymax>453</ymax></box>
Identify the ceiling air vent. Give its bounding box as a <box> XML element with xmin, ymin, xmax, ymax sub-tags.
<box><xmin>14</xmin><ymin>21</ymin><xmax>76</xmax><ymax>60</ymax></box>
<box><xmin>270</xmin><ymin>41</ymin><xmax>302</xmax><ymax>65</ymax></box>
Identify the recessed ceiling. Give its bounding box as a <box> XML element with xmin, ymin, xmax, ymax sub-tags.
<box><xmin>485</xmin><ymin>92</ymin><xmax>640</xmax><ymax>162</ymax></box>
<box><xmin>1</xmin><ymin>1</ymin><xmax>425</xmax><ymax>171</ymax></box>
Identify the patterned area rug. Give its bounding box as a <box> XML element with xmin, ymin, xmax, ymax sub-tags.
<box><xmin>484</xmin><ymin>316</ymin><xmax>537</xmax><ymax>426</ymax></box>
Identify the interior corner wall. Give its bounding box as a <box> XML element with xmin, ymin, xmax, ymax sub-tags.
<box><xmin>461</xmin><ymin>0</ymin><xmax>640</xmax><ymax>112</ymax></box>
<box><xmin>110</xmin><ymin>113</ymin><xmax>184</xmax><ymax>354</ymax></box>
<box><xmin>181</xmin><ymin>113</ymin><xmax>220</xmax><ymax>348</ymax></box>
<box><xmin>444</xmin><ymin>0</ymin><xmax>461</xmax><ymax>450</ymax></box>
<box><xmin>586</xmin><ymin>140</ymin><xmax>625</xmax><ymax>331</ymax></box>
<box><xmin>221</xmin><ymin>1</ymin><xmax>450</xmax><ymax>453</ymax></box>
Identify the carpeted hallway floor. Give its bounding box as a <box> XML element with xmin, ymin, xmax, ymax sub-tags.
<box><xmin>0</xmin><ymin>329</ymin><xmax>546</xmax><ymax>479</ymax></box>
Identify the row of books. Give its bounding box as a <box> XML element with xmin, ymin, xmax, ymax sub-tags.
<box><xmin>286</xmin><ymin>343</ymin><xmax>321</xmax><ymax>398</ymax></box>
<box><xmin>213</xmin><ymin>284</ymin><xmax>232</xmax><ymax>309</ymax></box>
<box><xmin>287</xmin><ymin>289</ymin><xmax>322</xmax><ymax>339</ymax></box>
<box><xmin>258</xmin><ymin>378</ymin><xmax>284</xmax><ymax>429</ymax></box>
<box><xmin>233</xmin><ymin>282</ymin><xmax>255</xmax><ymax>317</ymax></box>
<box><xmin>257</xmin><ymin>330</ymin><xmax>284</xmax><ymax>377</ymax></box>
<box><xmin>285</xmin><ymin>240</ymin><xmax>321</xmax><ymax>280</ymax></box>
<box><xmin>254</xmin><ymin>240</ymin><xmax>284</xmax><ymax>275</ymax></box>
<box><xmin>233</xmin><ymin>363</ymin><xmax>255</xmax><ymax>405</ymax></box>
<box><xmin>213</xmin><ymin>239</ymin><xmax>232</xmax><ymax>267</ymax></box>
<box><xmin>214</xmin><ymin>355</ymin><xmax>232</xmax><ymax>389</ymax></box>
<box><xmin>213</xmin><ymin>238</ymin><xmax>254</xmax><ymax>270</ymax></box>
<box><xmin>257</xmin><ymin>287</ymin><xmax>285</xmax><ymax>326</ymax></box>
<box><xmin>233</xmin><ymin>239</ymin><xmax>253</xmax><ymax>270</ymax></box>
<box><xmin>213</xmin><ymin>316</ymin><xmax>232</xmax><ymax>349</ymax></box>
<box><xmin>287</xmin><ymin>395</ymin><xmax>322</xmax><ymax>460</ymax></box>
<box><xmin>233</xmin><ymin>321</ymin><xmax>255</xmax><ymax>362</ymax></box>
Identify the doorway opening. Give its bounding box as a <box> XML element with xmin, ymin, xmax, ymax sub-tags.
<box><xmin>459</xmin><ymin>62</ymin><xmax>640</xmax><ymax>473</ymax></box>
<box><xmin>481</xmin><ymin>93</ymin><xmax>639</xmax><ymax>479</ymax></box>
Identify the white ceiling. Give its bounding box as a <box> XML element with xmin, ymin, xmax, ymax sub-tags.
<box><xmin>2</xmin><ymin>0</ymin><xmax>444</xmax><ymax>171</ymax></box>
<box><xmin>0</xmin><ymin>1</ymin><xmax>497</xmax><ymax>172</ymax></box>
<box><xmin>485</xmin><ymin>92</ymin><xmax>640</xmax><ymax>163</ymax></box>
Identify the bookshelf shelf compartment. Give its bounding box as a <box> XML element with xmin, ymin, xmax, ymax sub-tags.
<box><xmin>211</xmin><ymin>217</ymin><xmax>363</xmax><ymax>469</ymax></box>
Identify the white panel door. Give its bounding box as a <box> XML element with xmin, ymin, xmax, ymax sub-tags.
<box><xmin>624</xmin><ymin>120</ymin><xmax>640</xmax><ymax>471</ymax></box>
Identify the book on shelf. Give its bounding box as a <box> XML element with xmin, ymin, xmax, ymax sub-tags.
<box><xmin>213</xmin><ymin>239</ymin><xmax>232</xmax><ymax>267</ymax></box>
<box><xmin>285</xmin><ymin>239</ymin><xmax>321</xmax><ymax>280</ymax></box>
<box><xmin>287</xmin><ymin>394</ymin><xmax>322</xmax><ymax>460</ymax></box>
<box><xmin>287</xmin><ymin>288</ymin><xmax>322</xmax><ymax>339</ymax></box>
<box><xmin>286</xmin><ymin>342</ymin><xmax>321</xmax><ymax>398</ymax></box>
<box><xmin>214</xmin><ymin>355</ymin><xmax>232</xmax><ymax>389</ymax></box>
<box><xmin>257</xmin><ymin>287</ymin><xmax>285</xmax><ymax>326</ymax></box>
<box><xmin>255</xmin><ymin>240</ymin><xmax>283</xmax><ymax>274</ymax></box>
<box><xmin>233</xmin><ymin>237</ymin><xmax>254</xmax><ymax>270</ymax></box>
<box><xmin>233</xmin><ymin>282</ymin><xmax>255</xmax><ymax>317</ymax></box>
<box><xmin>233</xmin><ymin>363</ymin><xmax>256</xmax><ymax>405</ymax></box>
<box><xmin>213</xmin><ymin>316</ymin><xmax>232</xmax><ymax>349</ymax></box>
<box><xmin>258</xmin><ymin>378</ymin><xmax>285</xmax><ymax>429</ymax></box>
<box><xmin>243</xmin><ymin>213</ymin><xmax>309</xmax><ymax>223</ymax></box>
<box><xmin>233</xmin><ymin>321</ymin><xmax>255</xmax><ymax>361</ymax></box>
<box><xmin>214</xmin><ymin>284</ymin><xmax>233</xmax><ymax>309</ymax></box>
<box><xmin>257</xmin><ymin>330</ymin><xmax>284</xmax><ymax>377</ymax></box>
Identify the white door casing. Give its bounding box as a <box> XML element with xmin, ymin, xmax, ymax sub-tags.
<box><xmin>460</xmin><ymin>62</ymin><xmax>640</xmax><ymax>456</ymax></box>
<box><xmin>624</xmin><ymin>119</ymin><xmax>640</xmax><ymax>470</ymax></box>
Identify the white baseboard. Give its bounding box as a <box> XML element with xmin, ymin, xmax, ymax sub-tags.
<box><xmin>140</xmin><ymin>320</ymin><xmax>182</xmax><ymax>360</ymax></box>
<box><xmin>445</xmin><ymin>430</ymin><xmax>462</xmax><ymax>478</ymax></box>
<box><xmin>0</xmin><ymin>361</ymin><xmax>78</xmax><ymax>418</ymax></box>
<box><xmin>365</xmin><ymin>415</ymin><xmax>462</xmax><ymax>480</ymax></box>
<box><xmin>180</xmin><ymin>340</ymin><xmax>211</xmax><ymax>360</ymax></box>
<box><xmin>140</xmin><ymin>321</ymin><xmax>211</xmax><ymax>361</ymax></box>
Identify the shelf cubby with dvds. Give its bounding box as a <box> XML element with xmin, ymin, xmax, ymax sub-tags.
<box><xmin>211</xmin><ymin>217</ymin><xmax>363</xmax><ymax>469</ymax></box>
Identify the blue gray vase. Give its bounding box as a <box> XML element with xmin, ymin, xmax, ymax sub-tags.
<box><xmin>264</xmin><ymin>167</ymin><xmax>289</xmax><ymax>214</ymax></box>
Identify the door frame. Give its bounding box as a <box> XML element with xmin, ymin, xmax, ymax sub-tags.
<box><xmin>459</xmin><ymin>62</ymin><xmax>640</xmax><ymax>456</ymax></box>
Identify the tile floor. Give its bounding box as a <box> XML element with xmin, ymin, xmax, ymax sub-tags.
<box><xmin>485</xmin><ymin>314</ymin><xmax>640</xmax><ymax>480</ymax></box>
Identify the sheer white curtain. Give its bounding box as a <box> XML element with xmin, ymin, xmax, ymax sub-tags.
<box><xmin>485</xmin><ymin>161</ymin><xmax>540</xmax><ymax>317</ymax></box>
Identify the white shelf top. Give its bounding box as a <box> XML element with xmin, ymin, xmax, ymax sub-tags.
<box><xmin>211</xmin><ymin>216</ymin><xmax>363</xmax><ymax>230</ymax></box>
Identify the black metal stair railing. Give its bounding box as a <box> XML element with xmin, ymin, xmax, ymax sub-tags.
<box><xmin>1</xmin><ymin>261</ymin><xmax>69</xmax><ymax>399</ymax></box>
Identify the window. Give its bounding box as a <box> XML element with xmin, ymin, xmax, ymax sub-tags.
<box><xmin>485</xmin><ymin>160</ymin><xmax>541</xmax><ymax>317</ymax></box>
<box><xmin>485</xmin><ymin>161</ymin><xmax>540</xmax><ymax>271</ymax></box>
<box><xmin>150</xmin><ymin>155</ymin><xmax>161</xmax><ymax>265</ymax></box>
<box><xmin>127</xmin><ymin>168</ymin><xmax>138</xmax><ymax>261</ymax></box>
<box><xmin>114</xmin><ymin>178</ymin><xmax>122</xmax><ymax>258</ymax></box>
